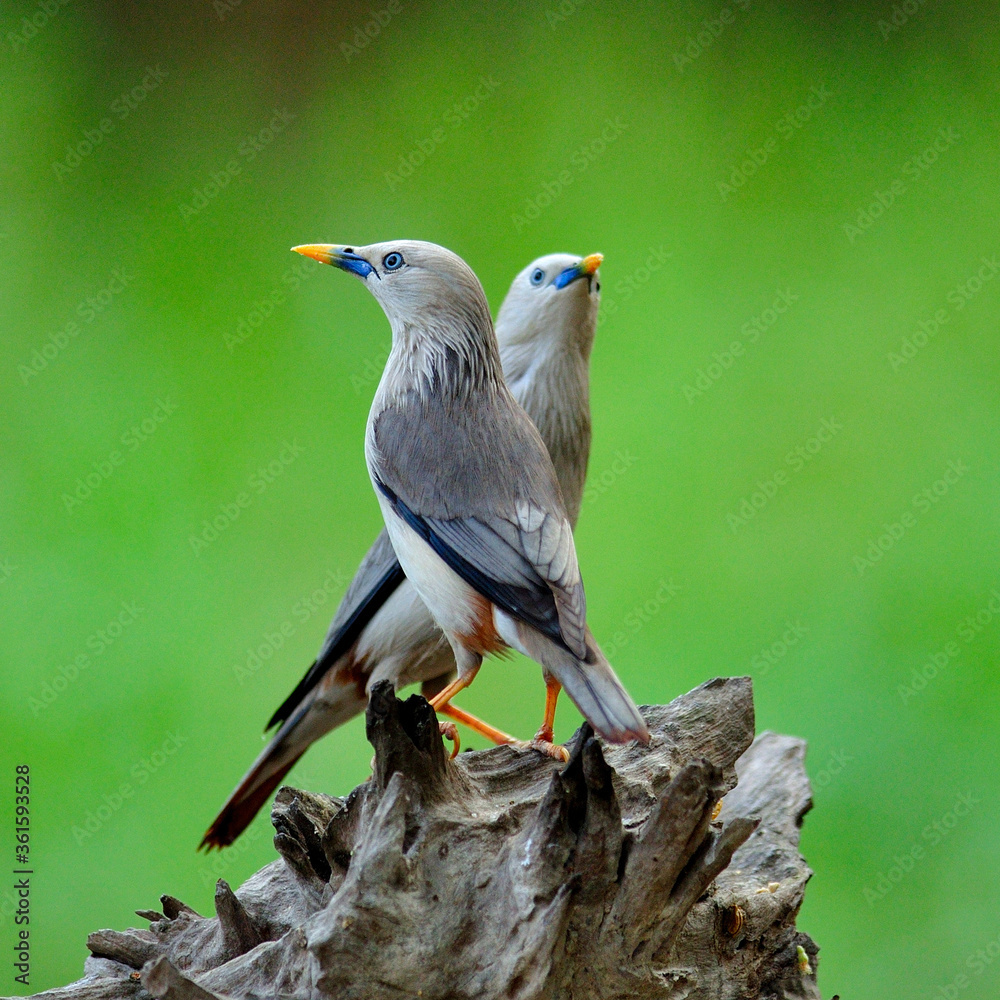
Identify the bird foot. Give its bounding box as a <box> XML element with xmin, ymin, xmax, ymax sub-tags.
<box><xmin>439</xmin><ymin>721</ymin><xmax>460</xmax><ymax>758</ymax></box>
<box><xmin>517</xmin><ymin>738</ymin><xmax>570</xmax><ymax>763</ymax></box>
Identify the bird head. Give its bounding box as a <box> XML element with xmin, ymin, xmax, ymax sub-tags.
<box><xmin>291</xmin><ymin>240</ymin><xmax>493</xmax><ymax>339</ymax></box>
<box><xmin>495</xmin><ymin>253</ymin><xmax>602</xmax><ymax>363</ymax></box>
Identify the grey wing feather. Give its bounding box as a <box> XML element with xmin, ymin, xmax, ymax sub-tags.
<box><xmin>371</xmin><ymin>384</ymin><xmax>566</xmax><ymax>519</ymax></box>
<box><xmin>372</xmin><ymin>386</ymin><xmax>587</xmax><ymax>658</ymax></box>
<box><xmin>426</xmin><ymin>516</ymin><xmax>542</xmax><ymax>590</ymax></box>
<box><xmin>425</xmin><ymin>509</ymin><xmax>587</xmax><ymax>659</ymax></box>
<box><xmin>372</xmin><ymin>386</ymin><xmax>588</xmax><ymax>657</ymax></box>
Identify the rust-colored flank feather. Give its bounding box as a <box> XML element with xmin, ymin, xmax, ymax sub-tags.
<box><xmin>332</xmin><ymin>652</ymin><xmax>370</xmax><ymax>701</ymax></box>
<box><xmin>456</xmin><ymin>594</ymin><xmax>507</xmax><ymax>657</ymax></box>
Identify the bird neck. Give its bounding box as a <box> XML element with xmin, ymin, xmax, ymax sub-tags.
<box><xmin>503</xmin><ymin>341</ymin><xmax>591</xmax><ymax>527</ymax></box>
<box><xmin>383</xmin><ymin>314</ymin><xmax>506</xmax><ymax>403</ymax></box>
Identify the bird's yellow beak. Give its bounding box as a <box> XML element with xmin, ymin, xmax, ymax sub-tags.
<box><xmin>553</xmin><ymin>252</ymin><xmax>604</xmax><ymax>289</ymax></box>
<box><xmin>292</xmin><ymin>244</ymin><xmax>338</xmax><ymax>265</ymax></box>
<box><xmin>291</xmin><ymin>244</ymin><xmax>375</xmax><ymax>278</ymax></box>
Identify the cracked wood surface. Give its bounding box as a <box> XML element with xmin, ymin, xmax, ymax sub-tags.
<box><xmin>13</xmin><ymin>677</ymin><xmax>824</xmax><ymax>1000</ymax></box>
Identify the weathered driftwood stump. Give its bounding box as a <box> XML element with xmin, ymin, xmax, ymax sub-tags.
<box><xmin>23</xmin><ymin>677</ymin><xmax>823</xmax><ymax>1000</ymax></box>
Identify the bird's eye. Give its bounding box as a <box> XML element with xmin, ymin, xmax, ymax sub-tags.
<box><xmin>383</xmin><ymin>252</ymin><xmax>404</xmax><ymax>271</ymax></box>
<box><xmin>595</xmin><ymin>281</ymin><xmax>601</xmax><ymax>292</ymax></box>
<box><xmin>530</xmin><ymin>268</ymin><xmax>545</xmax><ymax>286</ymax></box>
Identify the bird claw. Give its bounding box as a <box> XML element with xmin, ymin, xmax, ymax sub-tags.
<box><xmin>520</xmin><ymin>723</ymin><xmax>568</xmax><ymax>762</ymax></box>
<box><xmin>434</xmin><ymin>718</ymin><xmax>564</xmax><ymax>762</ymax></box>
<box><xmin>439</xmin><ymin>722</ymin><xmax>460</xmax><ymax>758</ymax></box>
<box><xmin>523</xmin><ymin>738</ymin><xmax>570</xmax><ymax>763</ymax></box>
<box><xmin>532</xmin><ymin>724</ymin><xmax>554</xmax><ymax>744</ymax></box>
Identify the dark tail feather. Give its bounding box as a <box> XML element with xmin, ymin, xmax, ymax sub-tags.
<box><xmin>199</xmin><ymin>747</ymin><xmax>306</xmax><ymax>851</ymax></box>
<box><xmin>203</xmin><ymin>672</ymin><xmax>370</xmax><ymax>850</ymax></box>
<box><xmin>266</xmin><ymin>559</ymin><xmax>406</xmax><ymax>731</ymax></box>
<box><xmin>266</xmin><ymin>660</ymin><xmax>318</xmax><ymax>732</ymax></box>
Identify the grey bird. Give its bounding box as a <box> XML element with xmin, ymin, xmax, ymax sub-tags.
<box><xmin>201</xmin><ymin>251</ymin><xmax>606</xmax><ymax>848</ymax></box>
<box><xmin>313</xmin><ymin>240</ymin><xmax>648</xmax><ymax>750</ymax></box>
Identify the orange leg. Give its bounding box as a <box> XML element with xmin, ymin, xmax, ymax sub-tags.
<box><xmin>428</xmin><ymin>672</ymin><xmax>475</xmax><ymax>711</ymax></box>
<box><xmin>429</xmin><ymin>667</ymin><xmax>567</xmax><ymax>763</ymax></box>
<box><xmin>528</xmin><ymin>677</ymin><xmax>568</xmax><ymax>762</ymax></box>
<box><xmin>439</xmin><ymin>702</ymin><xmax>517</xmax><ymax>746</ymax></box>
<box><xmin>429</xmin><ymin>670</ymin><xmax>482</xmax><ymax>759</ymax></box>
<box><xmin>534</xmin><ymin>676</ymin><xmax>562</xmax><ymax>744</ymax></box>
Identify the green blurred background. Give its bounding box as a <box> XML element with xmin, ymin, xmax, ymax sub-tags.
<box><xmin>3</xmin><ymin>2</ymin><xmax>998</xmax><ymax>996</ymax></box>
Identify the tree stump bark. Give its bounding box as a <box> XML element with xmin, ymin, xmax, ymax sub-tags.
<box><xmin>18</xmin><ymin>677</ymin><xmax>824</xmax><ymax>1000</ymax></box>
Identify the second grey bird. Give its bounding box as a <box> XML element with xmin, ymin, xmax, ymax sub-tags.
<box><xmin>202</xmin><ymin>251</ymin><xmax>604</xmax><ymax>848</ymax></box>
<box><xmin>322</xmin><ymin>241</ymin><xmax>648</xmax><ymax>750</ymax></box>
